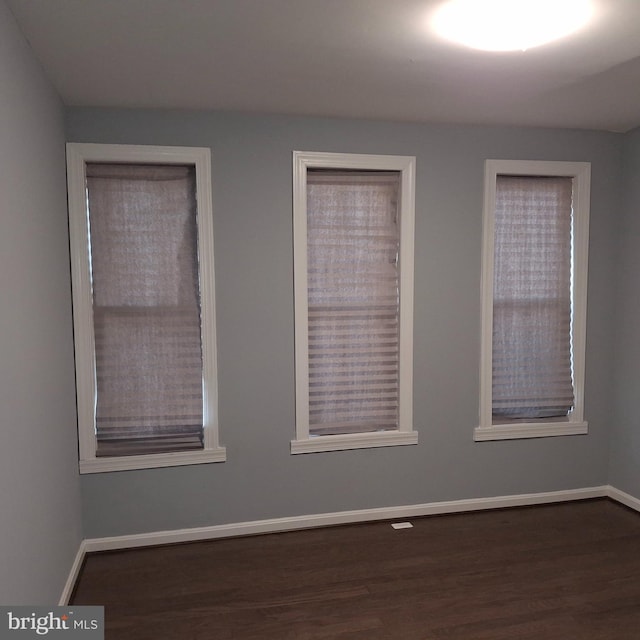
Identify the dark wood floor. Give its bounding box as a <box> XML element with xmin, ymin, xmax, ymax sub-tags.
<box><xmin>71</xmin><ymin>498</ymin><xmax>640</xmax><ymax>639</ymax></box>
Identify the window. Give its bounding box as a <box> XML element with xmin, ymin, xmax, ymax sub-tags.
<box><xmin>476</xmin><ymin>159</ymin><xmax>590</xmax><ymax>441</ymax></box>
<box><xmin>66</xmin><ymin>143</ymin><xmax>225</xmax><ymax>472</ymax></box>
<box><xmin>292</xmin><ymin>151</ymin><xmax>418</xmax><ymax>454</ymax></box>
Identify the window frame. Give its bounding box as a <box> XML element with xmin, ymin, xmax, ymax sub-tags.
<box><xmin>476</xmin><ymin>159</ymin><xmax>591</xmax><ymax>442</ymax></box>
<box><xmin>66</xmin><ymin>143</ymin><xmax>225</xmax><ymax>473</ymax></box>
<box><xmin>291</xmin><ymin>150</ymin><xmax>418</xmax><ymax>454</ymax></box>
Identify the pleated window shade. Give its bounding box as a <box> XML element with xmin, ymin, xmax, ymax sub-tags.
<box><xmin>85</xmin><ymin>163</ymin><xmax>204</xmax><ymax>457</ymax></box>
<box><xmin>492</xmin><ymin>175</ymin><xmax>575</xmax><ymax>420</ymax></box>
<box><xmin>306</xmin><ymin>169</ymin><xmax>401</xmax><ymax>436</ymax></box>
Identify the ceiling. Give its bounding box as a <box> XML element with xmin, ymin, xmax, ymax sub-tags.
<box><xmin>6</xmin><ymin>0</ymin><xmax>640</xmax><ymax>132</ymax></box>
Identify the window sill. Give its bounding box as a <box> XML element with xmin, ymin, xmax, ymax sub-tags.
<box><xmin>79</xmin><ymin>447</ymin><xmax>227</xmax><ymax>474</ymax></box>
<box><xmin>474</xmin><ymin>420</ymin><xmax>588</xmax><ymax>442</ymax></box>
<box><xmin>291</xmin><ymin>430</ymin><xmax>418</xmax><ymax>454</ymax></box>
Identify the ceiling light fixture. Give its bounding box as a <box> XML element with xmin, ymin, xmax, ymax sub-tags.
<box><xmin>431</xmin><ymin>0</ymin><xmax>595</xmax><ymax>52</ymax></box>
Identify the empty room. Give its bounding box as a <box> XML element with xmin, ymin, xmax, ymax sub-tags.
<box><xmin>1</xmin><ymin>0</ymin><xmax>640</xmax><ymax>637</ymax></box>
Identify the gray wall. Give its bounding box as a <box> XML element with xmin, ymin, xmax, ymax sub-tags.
<box><xmin>610</xmin><ymin>127</ymin><xmax>640</xmax><ymax>496</ymax></box>
<box><xmin>0</xmin><ymin>2</ymin><xmax>82</xmax><ymax>603</ymax></box>
<box><xmin>66</xmin><ymin>108</ymin><xmax>621</xmax><ymax>538</ymax></box>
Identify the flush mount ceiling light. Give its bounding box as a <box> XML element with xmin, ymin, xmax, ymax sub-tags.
<box><xmin>431</xmin><ymin>0</ymin><xmax>595</xmax><ymax>51</ymax></box>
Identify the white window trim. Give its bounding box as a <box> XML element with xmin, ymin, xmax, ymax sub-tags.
<box><xmin>476</xmin><ymin>159</ymin><xmax>590</xmax><ymax>442</ymax></box>
<box><xmin>66</xmin><ymin>143</ymin><xmax>226</xmax><ymax>473</ymax></box>
<box><xmin>291</xmin><ymin>151</ymin><xmax>418</xmax><ymax>454</ymax></box>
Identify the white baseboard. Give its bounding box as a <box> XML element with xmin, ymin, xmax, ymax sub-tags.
<box><xmin>58</xmin><ymin>540</ymin><xmax>88</xmax><ymax>605</ymax></box>
<box><xmin>606</xmin><ymin>485</ymin><xmax>640</xmax><ymax>512</ymax></box>
<box><xmin>81</xmin><ymin>486</ymin><xmax>608</xmax><ymax>553</ymax></box>
<box><xmin>60</xmin><ymin>483</ymin><xmax>639</xmax><ymax>604</ymax></box>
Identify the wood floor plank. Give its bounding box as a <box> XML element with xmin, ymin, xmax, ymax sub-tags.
<box><xmin>71</xmin><ymin>499</ymin><xmax>640</xmax><ymax>639</ymax></box>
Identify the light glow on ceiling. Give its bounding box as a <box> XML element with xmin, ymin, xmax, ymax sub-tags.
<box><xmin>431</xmin><ymin>0</ymin><xmax>595</xmax><ymax>52</ymax></box>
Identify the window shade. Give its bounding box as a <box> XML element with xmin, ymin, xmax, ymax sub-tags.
<box><xmin>86</xmin><ymin>163</ymin><xmax>204</xmax><ymax>456</ymax></box>
<box><xmin>306</xmin><ymin>170</ymin><xmax>401</xmax><ymax>436</ymax></box>
<box><xmin>492</xmin><ymin>175</ymin><xmax>574</xmax><ymax>420</ymax></box>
